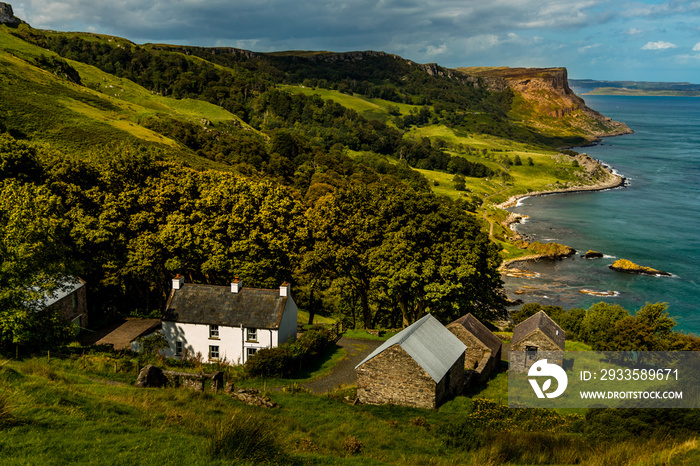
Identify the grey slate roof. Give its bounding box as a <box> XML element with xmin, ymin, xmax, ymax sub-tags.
<box><xmin>451</xmin><ymin>313</ymin><xmax>502</xmax><ymax>354</ymax></box>
<box><xmin>355</xmin><ymin>314</ymin><xmax>467</xmax><ymax>383</ymax></box>
<box><xmin>512</xmin><ymin>310</ymin><xmax>565</xmax><ymax>349</ymax></box>
<box><xmin>163</xmin><ymin>284</ymin><xmax>287</xmax><ymax>329</ymax></box>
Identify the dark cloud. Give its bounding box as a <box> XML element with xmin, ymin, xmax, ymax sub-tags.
<box><xmin>13</xmin><ymin>1</ymin><xmax>700</xmax><ymax>80</ymax></box>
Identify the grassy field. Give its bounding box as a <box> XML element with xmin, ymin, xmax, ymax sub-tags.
<box><xmin>1</xmin><ymin>351</ymin><xmax>697</xmax><ymax>465</ymax></box>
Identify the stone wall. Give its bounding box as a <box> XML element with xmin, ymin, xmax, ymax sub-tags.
<box><xmin>510</xmin><ymin>330</ymin><xmax>564</xmax><ymax>373</ymax></box>
<box><xmin>356</xmin><ymin>345</ymin><xmax>464</xmax><ymax>409</ymax></box>
<box><xmin>50</xmin><ymin>285</ymin><xmax>88</xmax><ymax>329</ymax></box>
<box><xmin>434</xmin><ymin>352</ymin><xmax>466</xmax><ymax>405</ymax></box>
<box><xmin>447</xmin><ymin>323</ymin><xmax>498</xmax><ymax>384</ymax></box>
<box><xmin>357</xmin><ymin>345</ymin><xmax>438</xmax><ymax>409</ymax></box>
<box><xmin>162</xmin><ymin>370</ymin><xmax>224</xmax><ymax>392</ymax></box>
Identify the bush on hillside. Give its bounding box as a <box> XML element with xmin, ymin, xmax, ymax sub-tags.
<box><xmin>244</xmin><ymin>325</ymin><xmax>334</xmax><ymax>378</ymax></box>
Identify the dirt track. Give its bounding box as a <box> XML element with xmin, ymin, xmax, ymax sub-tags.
<box><xmin>303</xmin><ymin>337</ymin><xmax>383</xmax><ymax>394</ymax></box>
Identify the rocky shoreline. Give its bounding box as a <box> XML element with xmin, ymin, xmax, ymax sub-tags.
<box><xmin>496</xmin><ymin>168</ymin><xmax>626</xmax><ymax>211</ymax></box>
<box><xmin>497</xmin><ymin>159</ymin><xmax>625</xmax><ymax>271</ymax></box>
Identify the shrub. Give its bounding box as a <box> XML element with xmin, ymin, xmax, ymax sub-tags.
<box><xmin>244</xmin><ymin>346</ymin><xmax>294</xmax><ymax>378</ymax></box>
<box><xmin>409</xmin><ymin>416</ymin><xmax>430</xmax><ymax>430</ymax></box>
<box><xmin>245</xmin><ymin>325</ymin><xmax>334</xmax><ymax>378</ymax></box>
<box><xmin>343</xmin><ymin>435</ymin><xmax>363</xmax><ymax>455</ymax></box>
<box><xmin>209</xmin><ymin>413</ymin><xmax>287</xmax><ymax>463</ymax></box>
<box><xmin>436</xmin><ymin>420</ymin><xmax>484</xmax><ymax>451</ymax></box>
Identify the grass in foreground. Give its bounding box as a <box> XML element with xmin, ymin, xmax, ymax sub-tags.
<box><xmin>1</xmin><ymin>354</ymin><xmax>699</xmax><ymax>465</ymax></box>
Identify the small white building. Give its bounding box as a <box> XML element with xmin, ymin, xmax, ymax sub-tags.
<box><xmin>161</xmin><ymin>276</ymin><xmax>298</xmax><ymax>365</ymax></box>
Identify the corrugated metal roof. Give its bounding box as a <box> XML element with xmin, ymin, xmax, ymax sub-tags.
<box><xmin>36</xmin><ymin>277</ymin><xmax>85</xmax><ymax>308</ymax></box>
<box><xmin>355</xmin><ymin>314</ymin><xmax>467</xmax><ymax>383</ymax></box>
<box><xmin>512</xmin><ymin>310</ymin><xmax>565</xmax><ymax>349</ymax></box>
<box><xmin>163</xmin><ymin>284</ymin><xmax>287</xmax><ymax>329</ymax></box>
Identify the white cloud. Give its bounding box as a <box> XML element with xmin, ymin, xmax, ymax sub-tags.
<box><xmin>578</xmin><ymin>43</ymin><xmax>602</xmax><ymax>53</ymax></box>
<box><xmin>425</xmin><ymin>43</ymin><xmax>449</xmax><ymax>56</ymax></box>
<box><xmin>642</xmin><ymin>41</ymin><xmax>677</xmax><ymax>50</ymax></box>
<box><xmin>693</xmin><ymin>42</ymin><xmax>700</xmax><ymax>51</ymax></box>
<box><xmin>623</xmin><ymin>28</ymin><xmax>642</xmax><ymax>35</ymax></box>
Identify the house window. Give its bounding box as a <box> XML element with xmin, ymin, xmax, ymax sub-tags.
<box><xmin>246</xmin><ymin>328</ymin><xmax>257</xmax><ymax>342</ymax></box>
<box><xmin>246</xmin><ymin>347</ymin><xmax>257</xmax><ymax>359</ymax></box>
<box><xmin>175</xmin><ymin>341</ymin><xmax>183</xmax><ymax>356</ymax></box>
<box><xmin>209</xmin><ymin>345</ymin><xmax>220</xmax><ymax>360</ymax></box>
<box><xmin>209</xmin><ymin>324</ymin><xmax>219</xmax><ymax>339</ymax></box>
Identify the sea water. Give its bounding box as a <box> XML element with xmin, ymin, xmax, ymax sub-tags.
<box><xmin>503</xmin><ymin>94</ymin><xmax>700</xmax><ymax>333</ymax></box>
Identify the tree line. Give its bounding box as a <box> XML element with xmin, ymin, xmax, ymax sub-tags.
<box><xmin>513</xmin><ymin>302</ymin><xmax>700</xmax><ymax>351</ymax></box>
<box><xmin>0</xmin><ymin>134</ymin><xmax>506</xmax><ymax>352</ymax></box>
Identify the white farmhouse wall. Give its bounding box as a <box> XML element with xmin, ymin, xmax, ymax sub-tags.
<box><xmin>278</xmin><ymin>299</ymin><xmax>298</xmax><ymax>344</ymax></box>
<box><xmin>162</xmin><ymin>321</ymin><xmax>279</xmax><ymax>365</ymax></box>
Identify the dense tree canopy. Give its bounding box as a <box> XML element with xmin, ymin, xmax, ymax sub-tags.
<box><xmin>0</xmin><ymin>133</ymin><xmax>508</xmax><ymax>351</ymax></box>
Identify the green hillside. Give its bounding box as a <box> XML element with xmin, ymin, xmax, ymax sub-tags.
<box><xmin>0</xmin><ymin>18</ymin><xmax>630</xmax><ymax>331</ymax></box>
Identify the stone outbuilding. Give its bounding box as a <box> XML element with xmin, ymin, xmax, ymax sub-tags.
<box><xmin>35</xmin><ymin>277</ymin><xmax>88</xmax><ymax>334</ymax></box>
<box><xmin>510</xmin><ymin>310</ymin><xmax>565</xmax><ymax>372</ymax></box>
<box><xmin>355</xmin><ymin>314</ymin><xmax>466</xmax><ymax>409</ymax></box>
<box><xmin>447</xmin><ymin>313</ymin><xmax>502</xmax><ymax>385</ymax></box>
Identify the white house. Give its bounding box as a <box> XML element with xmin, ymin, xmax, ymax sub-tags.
<box><xmin>161</xmin><ymin>276</ymin><xmax>298</xmax><ymax>365</ymax></box>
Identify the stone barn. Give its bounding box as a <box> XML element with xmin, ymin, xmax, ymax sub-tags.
<box><xmin>447</xmin><ymin>313</ymin><xmax>502</xmax><ymax>385</ymax></box>
<box><xmin>355</xmin><ymin>314</ymin><xmax>466</xmax><ymax>409</ymax></box>
<box><xmin>510</xmin><ymin>310</ymin><xmax>565</xmax><ymax>373</ymax></box>
<box><xmin>35</xmin><ymin>277</ymin><xmax>88</xmax><ymax>334</ymax></box>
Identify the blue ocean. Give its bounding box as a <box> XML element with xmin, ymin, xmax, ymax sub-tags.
<box><xmin>503</xmin><ymin>93</ymin><xmax>700</xmax><ymax>334</ymax></box>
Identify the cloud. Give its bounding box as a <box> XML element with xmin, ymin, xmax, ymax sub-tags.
<box><xmin>642</xmin><ymin>41</ymin><xmax>677</xmax><ymax>50</ymax></box>
<box><xmin>578</xmin><ymin>43</ymin><xmax>602</xmax><ymax>53</ymax></box>
<box><xmin>694</xmin><ymin>42</ymin><xmax>700</xmax><ymax>51</ymax></box>
<box><xmin>18</xmin><ymin>0</ymin><xmax>610</xmax><ymax>46</ymax></box>
<box><xmin>623</xmin><ymin>27</ymin><xmax>642</xmax><ymax>35</ymax></box>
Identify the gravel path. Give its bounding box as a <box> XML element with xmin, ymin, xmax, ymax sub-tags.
<box><xmin>304</xmin><ymin>337</ymin><xmax>384</xmax><ymax>394</ymax></box>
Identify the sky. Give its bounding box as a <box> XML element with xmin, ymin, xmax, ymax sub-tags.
<box><xmin>10</xmin><ymin>0</ymin><xmax>700</xmax><ymax>82</ymax></box>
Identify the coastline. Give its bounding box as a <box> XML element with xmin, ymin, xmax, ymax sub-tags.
<box><xmin>496</xmin><ymin>161</ymin><xmax>626</xmax><ymax>271</ymax></box>
<box><xmin>496</xmin><ymin>169</ymin><xmax>625</xmax><ymax>211</ymax></box>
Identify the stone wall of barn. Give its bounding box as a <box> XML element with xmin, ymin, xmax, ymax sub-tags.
<box><xmin>510</xmin><ymin>330</ymin><xmax>564</xmax><ymax>373</ymax></box>
<box><xmin>356</xmin><ymin>345</ymin><xmax>465</xmax><ymax>409</ymax></box>
<box><xmin>356</xmin><ymin>345</ymin><xmax>438</xmax><ymax>409</ymax></box>
<box><xmin>447</xmin><ymin>324</ymin><xmax>491</xmax><ymax>370</ymax></box>
<box><xmin>434</xmin><ymin>352</ymin><xmax>466</xmax><ymax>405</ymax></box>
<box><xmin>50</xmin><ymin>286</ymin><xmax>88</xmax><ymax>330</ymax></box>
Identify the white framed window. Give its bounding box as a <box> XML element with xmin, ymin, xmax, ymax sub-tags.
<box><xmin>246</xmin><ymin>328</ymin><xmax>257</xmax><ymax>342</ymax></box>
<box><xmin>175</xmin><ymin>341</ymin><xmax>183</xmax><ymax>356</ymax></box>
<box><xmin>209</xmin><ymin>345</ymin><xmax>220</xmax><ymax>360</ymax></box>
<box><xmin>209</xmin><ymin>324</ymin><xmax>219</xmax><ymax>339</ymax></box>
<box><xmin>246</xmin><ymin>347</ymin><xmax>257</xmax><ymax>359</ymax></box>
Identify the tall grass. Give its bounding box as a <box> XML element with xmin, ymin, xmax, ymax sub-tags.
<box><xmin>208</xmin><ymin>413</ymin><xmax>290</xmax><ymax>464</ymax></box>
<box><xmin>0</xmin><ymin>392</ymin><xmax>12</xmax><ymax>427</ymax></box>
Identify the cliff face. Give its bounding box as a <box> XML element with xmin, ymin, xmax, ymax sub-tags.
<box><xmin>457</xmin><ymin>66</ymin><xmax>631</xmax><ymax>141</ymax></box>
<box><xmin>0</xmin><ymin>2</ymin><xmax>21</xmax><ymax>27</ymax></box>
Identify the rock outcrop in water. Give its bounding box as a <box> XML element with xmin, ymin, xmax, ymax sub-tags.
<box><xmin>609</xmin><ymin>259</ymin><xmax>670</xmax><ymax>276</ymax></box>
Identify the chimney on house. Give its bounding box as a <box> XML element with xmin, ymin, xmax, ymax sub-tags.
<box><xmin>231</xmin><ymin>277</ymin><xmax>242</xmax><ymax>293</ymax></box>
<box><xmin>172</xmin><ymin>275</ymin><xmax>184</xmax><ymax>290</ymax></box>
<box><xmin>279</xmin><ymin>282</ymin><xmax>290</xmax><ymax>297</ymax></box>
